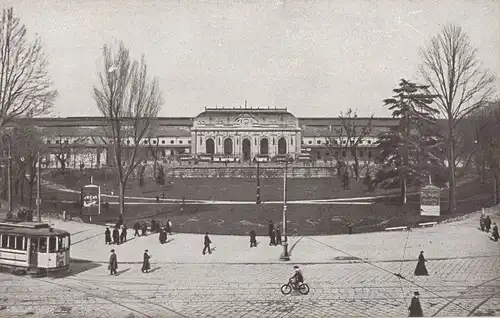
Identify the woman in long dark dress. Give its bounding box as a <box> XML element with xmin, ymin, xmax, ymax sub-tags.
<box><xmin>159</xmin><ymin>227</ymin><xmax>167</xmax><ymax>244</ymax></box>
<box><xmin>141</xmin><ymin>250</ymin><xmax>151</xmax><ymax>273</ymax></box>
<box><xmin>414</xmin><ymin>251</ymin><xmax>428</xmax><ymax>276</ymax></box>
<box><xmin>112</xmin><ymin>228</ymin><xmax>120</xmax><ymax>245</ymax></box>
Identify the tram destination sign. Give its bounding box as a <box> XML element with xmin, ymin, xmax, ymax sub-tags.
<box><xmin>420</xmin><ymin>185</ymin><xmax>440</xmax><ymax>216</ymax></box>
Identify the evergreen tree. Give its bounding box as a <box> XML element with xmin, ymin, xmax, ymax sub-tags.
<box><xmin>373</xmin><ymin>79</ymin><xmax>445</xmax><ymax>201</ymax></box>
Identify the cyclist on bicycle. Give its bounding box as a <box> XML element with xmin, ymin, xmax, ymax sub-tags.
<box><xmin>290</xmin><ymin>265</ymin><xmax>304</xmax><ymax>289</ymax></box>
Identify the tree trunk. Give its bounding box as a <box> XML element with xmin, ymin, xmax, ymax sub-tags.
<box><xmin>119</xmin><ymin>181</ymin><xmax>125</xmax><ymax>215</ymax></box>
<box><xmin>353</xmin><ymin>155</ymin><xmax>360</xmax><ymax>181</ymax></box>
<box><xmin>448</xmin><ymin>134</ymin><xmax>456</xmax><ymax>214</ymax></box>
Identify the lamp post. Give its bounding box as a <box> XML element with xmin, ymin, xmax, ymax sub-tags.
<box><xmin>36</xmin><ymin>151</ymin><xmax>41</xmax><ymax>222</ymax></box>
<box><xmin>256</xmin><ymin>160</ymin><xmax>261</xmax><ymax>204</ymax></box>
<box><xmin>280</xmin><ymin>160</ymin><xmax>290</xmax><ymax>261</ymax></box>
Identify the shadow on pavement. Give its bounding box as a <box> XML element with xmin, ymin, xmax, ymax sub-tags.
<box><xmin>49</xmin><ymin>259</ymin><xmax>102</xmax><ymax>278</ymax></box>
<box><xmin>148</xmin><ymin>267</ymin><xmax>161</xmax><ymax>273</ymax></box>
<box><xmin>116</xmin><ymin>268</ymin><xmax>131</xmax><ymax>276</ymax></box>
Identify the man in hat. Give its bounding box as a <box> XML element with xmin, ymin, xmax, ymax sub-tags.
<box><xmin>104</xmin><ymin>227</ymin><xmax>111</xmax><ymax>245</ymax></box>
<box><xmin>492</xmin><ymin>222</ymin><xmax>499</xmax><ymax>242</ymax></box>
<box><xmin>109</xmin><ymin>249</ymin><xmax>118</xmax><ymax>275</ymax></box>
<box><xmin>112</xmin><ymin>227</ymin><xmax>120</xmax><ymax>245</ymax></box>
<box><xmin>250</xmin><ymin>229</ymin><xmax>257</xmax><ymax>248</ymax></box>
<box><xmin>290</xmin><ymin>265</ymin><xmax>304</xmax><ymax>290</ymax></box>
<box><xmin>275</xmin><ymin>226</ymin><xmax>282</xmax><ymax>246</ymax></box>
<box><xmin>141</xmin><ymin>249</ymin><xmax>151</xmax><ymax>273</ymax></box>
<box><xmin>120</xmin><ymin>225</ymin><xmax>128</xmax><ymax>243</ymax></box>
<box><xmin>408</xmin><ymin>291</ymin><xmax>423</xmax><ymax>317</ymax></box>
<box><xmin>268</xmin><ymin>220</ymin><xmax>276</xmax><ymax>246</ymax></box>
<box><xmin>202</xmin><ymin>232</ymin><xmax>212</xmax><ymax>255</ymax></box>
<box><xmin>134</xmin><ymin>221</ymin><xmax>141</xmax><ymax>237</ymax></box>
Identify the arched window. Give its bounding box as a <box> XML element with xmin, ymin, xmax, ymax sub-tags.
<box><xmin>260</xmin><ymin>138</ymin><xmax>269</xmax><ymax>155</ymax></box>
<box><xmin>206</xmin><ymin>138</ymin><xmax>215</xmax><ymax>155</ymax></box>
<box><xmin>278</xmin><ymin>137</ymin><xmax>287</xmax><ymax>155</ymax></box>
<box><xmin>223</xmin><ymin>138</ymin><xmax>233</xmax><ymax>155</ymax></box>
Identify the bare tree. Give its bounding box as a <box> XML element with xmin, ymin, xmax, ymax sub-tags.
<box><xmin>93</xmin><ymin>42</ymin><xmax>162</xmax><ymax>215</ymax></box>
<box><xmin>325</xmin><ymin>109</ymin><xmax>372</xmax><ymax>181</ymax></box>
<box><xmin>0</xmin><ymin>8</ymin><xmax>57</xmax><ymax>131</ymax></box>
<box><xmin>419</xmin><ymin>24</ymin><xmax>496</xmax><ymax>213</ymax></box>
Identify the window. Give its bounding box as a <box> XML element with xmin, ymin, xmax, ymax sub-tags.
<box><xmin>1</xmin><ymin>235</ymin><xmax>7</xmax><ymax>248</ymax></box>
<box><xmin>368</xmin><ymin>151</ymin><xmax>372</xmax><ymax>158</ymax></box>
<box><xmin>57</xmin><ymin>235</ymin><xmax>69</xmax><ymax>252</ymax></box>
<box><xmin>368</xmin><ymin>140</ymin><xmax>372</xmax><ymax>144</ymax></box>
<box><xmin>46</xmin><ymin>140</ymin><xmax>51</xmax><ymax>144</ymax></box>
<box><xmin>162</xmin><ymin>140</ymin><xmax>166</xmax><ymax>144</ymax></box>
<box><xmin>342</xmin><ymin>140</ymin><xmax>346</xmax><ymax>145</ymax></box>
<box><xmin>162</xmin><ymin>150</ymin><xmax>166</xmax><ymax>157</ymax></box>
<box><xmin>254</xmin><ymin>138</ymin><xmax>257</xmax><ymax>146</ymax></box>
<box><xmin>8</xmin><ymin>235</ymin><xmax>15</xmax><ymax>249</ymax></box>
<box><xmin>317</xmin><ymin>140</ymin><xmax>321</xmax><ymax>144</ymax></box>
<box><xmin>49</xmin><ymin>237</ymin><xmax>56</xmax><ymax>253</ymax></box>
<box><xmin>273</xmin><ymin>138</ymin><xmax>275</xmax><ymax>145</ymax></box>
<box><xmin>342</xmin><ymin>151</ymin><xmax>346</xmax><ymax>157</ymax></box>
<box><xmin>152</xmin><ymin>140</ymin><xmax>157</xmax><ymax>145</ymax></box>
<box><xmin>179</xmin><ymin>140</ymin><xmax>183</xmax><ymax>144</ymax></box>
<box><xmin>170</xmin><ymin>140</ymin><xmax>174</xmax><ymax>144</ymax></box>
<box><xmin>218</xmin><ymin>138</ymin><xmax>221</xmax><ymax>146</ymax></box>
<box><xmin>16</xmin><ymin>236</ymin><xmax>24</xmax><ymax>250</ymax></box>
<box><xmin>56</xmin><ymin>140</ymin><xmax>60</xmax><ymax>144</ymax></box>
<box><xmin>326</xmin><ymin>152</ymin><xmax>330</xmax><ymax>156</ymax></box>
<box><xmin>301</xmin><ymin>139</ymin><xmax>304</xmax><ymax>145</ymax></box>
<box><xmin>30</xmin><ymin>238</ymin><xmax>38</xmax><ymax>251</ymax></box>
<box><xmin>308</xmin><ymin>141</ymin><xmax>312</xmax><ymax>145</ymax></box>
<box><xmin>326</xmin><ymin>140</ymin><xmax>329</xmax><ymax>145</ymax></box>
<box><xmin>127</xmin><ymin>140</ymin><xmax>131</xmax><ymax>145</ymax></box>
<box><xmin>188</xmin><ymin>140</ymin><xmax>191</xmax><ymax>144</ymax></box>
<box><xmin>351</xmin><ymin>150</ymin><xmax>355</xmax><ymax>157</ymax></box>
<box><xmin>144</xmin><ymin>140</ymin><xmax>149</xmax><ymax>145</ymax></box>
<box><xmin>39</xmin><ymin>238</ymin><xmax>47</xmax><ymax>253</ymax></box>
<box><xmin>200</xmin><ymin>137</ymin><xmax>202</xmax><ymax>145</ymax></box>
<box><xmin>359</xmin><ymin>150</ymin><xmax>364</xmax><ymax>158</ymax></box>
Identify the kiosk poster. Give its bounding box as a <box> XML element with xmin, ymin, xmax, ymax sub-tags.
<box><xmin>82</xmin><ymin>185</ymin><xmax>100</xmax><ymax>215</ymax></box>
<box><xmin>420</xmin><ymin>185</ymin><xmax>440</xmax><ymax>216</ymax></box>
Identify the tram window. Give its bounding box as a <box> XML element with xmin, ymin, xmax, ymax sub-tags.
<box><xmin>30</xmin><ymin>238</ymin><xmax>39</xmax><ymax>251</ymax></box>
<box><xmin>39</xmin><ymin>238</ymin><xmax>47</xmax><ymax>253</ymax></box>
<box><xmin>1</xmin><ymin>235</ymin><xmax>7</xmax><ymax>248</ymax></box>
<box><xmin>16</xmin><ymin>236</ymin><xmax>24</xmax><ymax>250</ymax></box>
<box><xmin>23</xmin><ymin>237</ymin><xmax>27</xmax><ymax>250</ymax></box>
<box><xmin>8</xmin><ymin>236</ymin><xmax>15</xmax><ymax>249</ymax></box>
<box><xmin>49</xmin><ymin>237</ymin><xmax>56</xmax><ymax>253</ymax></box>
<box><xmin>57</xmin><ymin>235</ymin><xmax>69</xmax><ymax>251</ymax></box>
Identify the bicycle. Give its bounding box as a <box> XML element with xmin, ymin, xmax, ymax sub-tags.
<box><xmin>280</xmin><ymin>279</ymin><xmax>310</xmax><ymax>295</ymax></box>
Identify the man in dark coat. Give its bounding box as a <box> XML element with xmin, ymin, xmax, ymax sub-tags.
<box><xmin>112</xmin><ymin>227</ymin><xmax>120</xmax><ymax>245</ymax></box>
<box><xmin>268</xmin><ymin>220</ymin><xmax>275</xmax><ymax>246</ymax></box>
<box><xmin>492</xmin><ymin>223</ymin><xmax>499</xmax><ymax>242</ymax></box>
<box><xmin>155</xmin><ymin>221</ymin><xmax>161</xmax><ymax>233</ymax></box>
<box><xmin>141</xmin><ymin>222</ymin><xmax>147</xmax><ymax>236</ymax></box>
<box><xmin>109</xmin><ymin>249</ymin><xmax>118</xmax><ymax>275</ymax></box>
<box><xmin>141</xmin><ymin>250</ymin><xmax>151</xmax><ymax>273</ymax></box>
<box><xmin>202</xmin><ymin>233</ymin><xmax>212</xmax><ymax>255</ymax></box>
<box><xmin>275</xmin><ymin>226</ymin><xmax>282</xmax><ymax>245</ymax></box>
<box><xmin>408</xmin><ymin>291</ymin><xmax>423</xmax><ymax>317</ymax></box>
<box><xmin>134</xmin><ymin>221</ymin><xmax>141</xmax><ymax>237</ymax></box>
<box><xmin>159</xmin><ymin>227</ymin><xmax>167</xmax><ymax>244</ymax></box>
<box><xmin>250</xmin><ymin>229</ymin><xmax>257</xmax><ymax>247</ymax></box>
<box><xmin>120</xmin><ymin>225</ymin><xmax>127</xmax><ymax>243</ymax></box>
<box><xmin>414</xmin><ymin>251</ymin><xmax>428</xmax><ymax>276</ymax></box>
<box><xmin>151</xmin><ymin>219</ymin><xmax>156</xmax><ymax>233</ymax></box>
<box><xmin>105</xmin><ymin>227</ymin><xmax>112</xmax><ymax>245</ymax></box>
<box><xmin>480</xmin><ymin>215</ymin><xmax>485</xmax><ymax>231</ymax></box>
<box><xmin>484</xmin><ymin>216</ymin><xmax>492</xmax><ymax>232</ymax></box>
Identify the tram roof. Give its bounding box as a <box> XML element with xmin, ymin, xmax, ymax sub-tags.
<box><xmin>0</xmin><ymin>222</ymin><xmax>69</xmax><ymax>237</ymax></box>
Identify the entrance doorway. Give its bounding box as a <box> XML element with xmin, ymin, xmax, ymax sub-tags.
<box><xmin>223</xmin><ymin>138</ymin><xmax>233</xmax><ymax>155</ymax></box>
<box><xmin>278</xmin><ymin>137</ymin><xmax>287</xmax><ymax>155</ymax></box>
<box><xmin>260</xmin><ymin>138</ymin><xmax>269</xmax><ymax>155</ymax></box>
<box><xmin>242</xmin><ymin>138</ymin><xmax>251</xmax><ymax>161</ymax></box>
<box><xmin>206</xmin><ymin>138</ymin><xmax>215</xmax><ymax>155</ymax></box>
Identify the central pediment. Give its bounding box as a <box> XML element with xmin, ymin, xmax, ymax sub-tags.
<box><xmin>234</xmin><ymin>114</ymin><xmax>259</xmax><ymax>126</ymax></box>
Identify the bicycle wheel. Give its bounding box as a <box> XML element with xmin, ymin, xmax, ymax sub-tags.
<box><xmin>298</xmin><ymin>283</ymin><xmax>310</xmax><ymax>295</ymax></box>
<box><xmin>281</xmin><ymin>284</ymin><xmax>292</xmax><ymax>295</ymax></box>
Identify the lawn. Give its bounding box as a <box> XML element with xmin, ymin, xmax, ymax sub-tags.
<box><xmin>41</xmin><ymin>169</ymin><xmax>399</xmax><ymax>202</ymax></box>
<box><xmin>38</xmin><ymin>176</ymin><xmax>495</xmax><ymax>236</ymax></box>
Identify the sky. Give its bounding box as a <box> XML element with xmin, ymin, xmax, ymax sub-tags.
<box><xmin>4</xmin><ymin>0</ymin><xmax>500</xmax><ymax>118</ymax></box>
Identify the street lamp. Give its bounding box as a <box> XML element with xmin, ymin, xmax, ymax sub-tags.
<box><xmin>280</xmin><ymin>160</ymin><xmax>290</xmax><ymax>261</ymax></box>
<box><xmin>256</xmin><ymin>160</ymin><xmax>261</xmax><ymax>204</ymax></box>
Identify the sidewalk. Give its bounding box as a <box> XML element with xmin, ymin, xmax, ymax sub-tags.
<box><xmin>45</xmin><ymin>206</ymin><xmax>500</xmax><ymax>265</ymax></box>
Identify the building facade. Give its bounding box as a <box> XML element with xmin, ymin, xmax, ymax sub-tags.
<box><xmin>12</xmin><ymin>108</ymin><xmax>399</xmax><ymax>168</ymax></box>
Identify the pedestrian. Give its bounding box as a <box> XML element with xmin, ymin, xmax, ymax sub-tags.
<box><xmin>141</xmin><ymin>221</ymin><xmax>147</xmax><ymax>236</ymax></box>
<box><xmin>104</xmin><ymin>227</ymin><xmax>111</xmax><ymax>245</ymax></box>
<box><xmin>480</xmin><ymin>215</ymin><xmax>485</xmax><ymax>231</ymax></box>
<box><xmin>134</xmin><ymin>221</ymin><xmax>140</xmax><ymax>237</ymax></box>
<box><xmin>484</xmin><ymin>215</ymin><xmax>492</xmax><ymax>232</ymax></box>
<box><xmin>348</xmin><ymin>223</ymin><xmax>353</xmax><ymax>235</ymax></box>
<box><xmin>112</xmin><ymin>227</ymin><xmax>120</xmax><ymax>245</ymax></box>
<box><xmin>202</xmin><ymin>232</ymin><xmax>212</xmax><ymax>255</ymax></box>
<box><xmin>250</xmin><ymin>229</ymin><xmax>257</xmax><ymax>247</ymax></box>
<box><xmin>141</xmin><ymin>249</ymin><xmax>151</xmax><ymax>273</ymax></box>
<box><xmin>268</xmin><ymin>220</ymin><xmax>275</xmax><ymax>246</ymax></box>
<box><xmin>166</xmin><ymin>219</ymin><xmax>172</xmax><ymax>235</ymax></box>
<box><xmin>492</xmin><ymin>223</ymin><xmax>499</xmax><ymax>242</ymax></box>
<box><xmin>414</xmin><ymin>251</ymin><xmax>428</xmax><ymax>276</ymax></box>
<box><xmin>115</xmin><ymin>215</ymin><xmax>124</xmax><ymax>229</ymax></box>
<box><xmin>108</xmin><ymin>249</ymin><xmax>118</xmax><ymax>275</ymax></box>
<box><xmin>120</xmin><ymin>225</ymin><xmax>127</xmax><ymax>243</ymax></box>
<box><xmin>159</xmin><ymin>227</ymin><xmax>167</xmax><ymax>244</ymax></box>
<box><xmin>275</xmin><ymin>226</ymin><xmax>282</xmax><ymax>245</ymax></box>
<box><xmin>408</xmin><ymin>291</ymin><xmax>423</xmax><ymax>317</ymax></box>
<box><xmin>155</xmin><ymin>221</ymin><xmax>161</xmax><ymax>233</ymax></box>
<box><xmin>151</xmin><ymin>219</ymin><xmax>157</xmax><ymax>233</ymax></box>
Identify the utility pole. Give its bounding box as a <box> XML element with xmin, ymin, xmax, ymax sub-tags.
<box><xmin>256</xmin><ymin>161</ymin><xmax>261</xmax><ymax>204</ymax></box>
<box><xmin>36</xmin><ymin>151</ymin><xmax>41</xmax><ymax>222</ymax></box>
<box><xmin>7</xmin><ymin>136</ymin><xmax>12</xmax><ymax>212</ymax></box>
<box><xmin>280</xmin><ymin>160</ymin><xmax>290</xmax><ymax>261</ymax></box>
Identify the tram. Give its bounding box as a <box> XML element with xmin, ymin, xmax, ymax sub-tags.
<box><xmin>0</xmin><ymin>222</ymin><xmax>70</xmax><ymax>275</ymax></box>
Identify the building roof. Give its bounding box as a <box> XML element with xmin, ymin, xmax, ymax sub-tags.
<box><xmin>197</xmin><ymin>107</ymin><xmax>293</xmax><ymax>118</ymax></box>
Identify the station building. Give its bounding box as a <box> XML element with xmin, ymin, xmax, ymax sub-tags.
<box><xmin>15</xmin><ymin>107</ymin><xmax>398</xmax><ymax>168</ymax></box>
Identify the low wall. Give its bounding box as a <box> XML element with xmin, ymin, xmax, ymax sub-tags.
<box><xmin>165</xmin><ymin>167</ymin><xmax>337</xmax><ymax>178</ymax></box>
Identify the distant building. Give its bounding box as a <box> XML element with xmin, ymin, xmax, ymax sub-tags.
<box><xmin>12</xmin><ymin>107</ymin><xmax>399</xmax><ymax>168</ymax></box>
